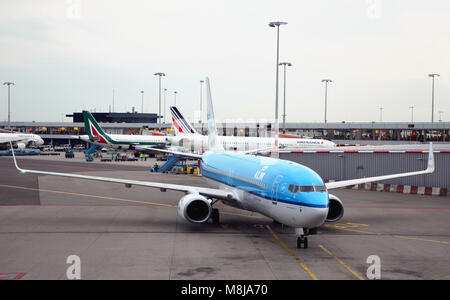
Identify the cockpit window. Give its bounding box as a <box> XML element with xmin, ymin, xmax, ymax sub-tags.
<box><xmin>288</xmin><ymin>184</ymin><xmax>327</xmax><ymax>193</ymax></box>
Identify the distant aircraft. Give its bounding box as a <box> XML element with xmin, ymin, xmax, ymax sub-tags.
<box><xmin>11</xmin><ymin>78</ymin><xmax>435</xmax><ymax>248</ymax></box>
<box><xmin>0</xmin><ymin>132</ymin><xmax>44</xmax><ymax>149</ymax></box>
<box><xmin>168</xmin><ymin>106</ymin><xmax>336</xmax><ymax>151</ymax></box>
<box><xmin>79</xmin><ymin>111</ymin><xmax>167</xmax><ymax>150</ymax></box>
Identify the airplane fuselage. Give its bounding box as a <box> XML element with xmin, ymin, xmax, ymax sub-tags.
<box><xmin>0</xmin><ymin>133</ymin><xmax>44</xmax><ymax>147</ymax></box>
<box><xmin>200</xmin><ymin>151</ymin><xmax>329</xmax><ymax>228</ymax></box>
<box><xmin>79</xmin><ymin>134</ymin><xmax>167</xmax><ymax>150</ymax></box>
<box><xmin>172</xmin><ymin>134</ymin><xmax>335</xmax><ymax>151</ymax></box>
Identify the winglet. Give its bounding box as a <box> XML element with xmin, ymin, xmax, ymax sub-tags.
<box><xmin>427</xmin><ymin>142</ymin><xmax>435</xmax><ymax>173</ymax></box>
<box><xmin>9</xmin><ymin>142</ymin><xmax>26</xmax><ymax>174</ymax></box>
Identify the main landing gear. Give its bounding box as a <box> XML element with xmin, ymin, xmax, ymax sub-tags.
<box><xmin>211</xmin><ymin>208</ymin><xmax>220</xmax><ymax>225</ymax></box>
<box><xmin>296</xmin><ymin>228</ymin><xmax>308</xmax><ymax>249</ymax></box>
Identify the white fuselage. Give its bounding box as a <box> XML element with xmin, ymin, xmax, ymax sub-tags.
<box><xmin>0</xmin><ymin>133</ymin><xmax>44</xmax><ymax>147</ymax></box>
<box><xmin>170</xmin><ymin>134</ymin><xmax>335</xmax><ymax>152</ymax></box>
<box><xmin>79</xmin><ymin>134</ymin><xmax>167</xmax><ymax>149</ymax></box>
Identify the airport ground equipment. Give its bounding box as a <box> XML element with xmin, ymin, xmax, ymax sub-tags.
<box><xmin>84</xmin><ymin>144</ymin><xmax>102</xmax><ymax>155</ymax></box>
<box><xmin>151</xmin><ymin>155</ymin><xmax>182</xmax><ymax>173</ymax></box>
<box><xmin>65</xmin><ymin>150</ymin><xmax>74</xmax><ymax>158</ymax></box>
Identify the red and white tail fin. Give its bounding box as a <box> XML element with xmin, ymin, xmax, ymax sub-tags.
<box><xmin>170</xmin><ymin>106</ymin><xmax>199</xmax><ymax>136</ymax></box>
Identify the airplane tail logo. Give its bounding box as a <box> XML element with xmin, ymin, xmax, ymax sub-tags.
<box><xmin>82</xmin><ymin>111</ymin><xmax>110</xmax><ymax>144</ymax></box>
<box><xmin>170</xmin><ymin>106</ymin><xmax>199</xmax><ymax>135</ymax></box>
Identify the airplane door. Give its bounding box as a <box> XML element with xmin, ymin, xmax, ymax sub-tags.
<box><xmin>270</xmin><ymin>175</ymin><xmax>283</xmax><ymax>204</ymax></box>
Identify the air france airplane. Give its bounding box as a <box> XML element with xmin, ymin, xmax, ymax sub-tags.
<box><xmin>78</xmin><ymin>111</ymin><xmax>167</xmax><ymax>149</ymax></box>
<box><xmin>168</xmin><ymin>106</ymin><xmax>336</xmax><ymax>151</ymax></box>
<box><xmin>11</xmin><ymin>78</ymin><xmax>435</xmax><ymax>249</ymax></box>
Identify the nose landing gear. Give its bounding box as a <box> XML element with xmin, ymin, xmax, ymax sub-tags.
<box><xmin>296</xmin><ymin>228</ymin><xmax>309</xmax><ymax>249</ymax></box>
<box><xmin>297</xmin><ymin>236</ymin><xmax>308</xmax><ymax>249</ymax></box>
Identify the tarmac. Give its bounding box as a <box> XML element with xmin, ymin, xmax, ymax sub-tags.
<box><xmin>0</xmin><ymin>155</ymin><xmax>449</xmax><ymax>280</ymax></box>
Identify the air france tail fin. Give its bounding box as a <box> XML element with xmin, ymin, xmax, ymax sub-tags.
<box><xmin>170</xmin><ymin>106</ymin><xmax>199</xmax><ymax>136</ymax></box>
<box><xmin>82</xmin><ymin>111</ymin><xmax>111</xmax><ymax>144</ymax></box>
<box><xmin>205</xmin><ymin>77</ymin><xmax>223</xmax><ymax>151</ymax></box>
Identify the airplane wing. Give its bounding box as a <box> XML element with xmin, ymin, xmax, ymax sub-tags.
<box><xmin>10</xmin><ymin>143</ymin><xmax>235</xmax><ymax>202</ymax></box>
<box><xmin>134</xmin><ymin>146</ymin><xmax>202</xmax><ymax>159</ymax></box>
<box><xmin>326</xmin><ymin>143</ymin><xmax>435</xmax><ymax>190</ymax></box>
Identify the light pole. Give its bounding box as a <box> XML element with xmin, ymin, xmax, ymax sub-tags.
<box><xmin>140</xmin><ymin>90</ymin><xmax>144</xmax><ymax>113</ymax></box>
<box><xmin>154</xmin><ymin>72</ymin><xmax>165</xmax><ymax>125</ymax></box>
<box><xmin>199</xmin><ymin>80</ymin><xmax>204</xmax><ymax>124</ymax></box>
<box><xmin>322</xmin><ymin>79</ymin><xmax>332</xmax><ymax>124</ymax></box>
<box><xmin>409</xmin><ymin>106</ymin><xmax>414</xmax><ymax>123</ymax></box>
<box><xmin>164</xmin><ymin>88</ymin><xmax>167</xmax><ymax>124</ymax></box>
<box><xmin>279</xmin><ymin>62</ymin><xmax>292</xmax><ymax>133</ymax></box>
<box><xmin>378</xmin><ymin>107</ymin><xmax>384</xmax><ymax>122</ymax></box>
<box><xmin>428</xmin><ymin>73</ymin><xmax>440</xmax><ymax>123</ymax></box>
<box><xmin>174</xmin><ymin>91</ymin><xmax>178</xmax><ymax>107</ymax></box>
<box><xmin>438</xmin><ymin>110</ymin><xmax>443</xmax><ymax>122</ymax></box>
<box><xmin>112</xmin><ymin>89</ymin><xmax>115</xmax><ymax>113</ymax></box>
<box><xmin>269</xmin><ymin>21</ymin><xmax>288</xmax><ymax>144</ymax></box>
<box><xmin>3</xmin><ymin>82</ymin><xmax>14</xmax><ymax>129</ymax></box>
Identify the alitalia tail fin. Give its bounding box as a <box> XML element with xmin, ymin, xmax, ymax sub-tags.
<box><xmin>82</xmin><ymin>111</ymin><xmax>111</xmax><ymax>144</ymax></box>
<box><xmin>170</xmin><ymin>106</ymin><xmax>199</xmax><ymax>136</ymax></box>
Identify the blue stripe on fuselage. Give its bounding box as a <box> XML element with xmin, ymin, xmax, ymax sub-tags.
<box><xmin>201</xmin><ymin>151</ymin><xmax>329</xmax><ymax>209</ymax></box>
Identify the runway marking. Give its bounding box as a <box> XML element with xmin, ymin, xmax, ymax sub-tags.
<box><xmin>434</xmin><ymin>275</ymin><xmax>450</xmax><ymax>280</ymax></box>
<box><xmin>0</xmin><ymin>183</ymin><xmax>175</xmax><ymax>208</ymax></box>
<box><xmin>325</xmin><ymin>224</ymin><xmax>450</xmax><ymax>245</ymax></box>
<box><xmin>324</xmin><ymin>224</ymin><xmax>376</xmax><ymax>235</ymax></box>
<box><xmin>266</xmin><ymin>225</ymin><xmax>318</xmax><ymax>280</ymax></box>
<box><xmin>318</xmin><ymin>245</ymin><xmax>365</xmax><ymax>280</ymax></box>
<box><xmin>333</xmin><ymin>222</ymin><xmax>369</xmax><ymax>230</ymax></box>
<box><xmin>392</xmin><ymin>235</ymin><xmax>450</xmax><ymax>245</ymax></box>
<box><xmin>346</xmin><ymin>206</ymin><xmax>450</xmax><ymax>211</ymax></box>
<box><xmin>0</xmin><ymin>184</ymin><xmax>262</xmax><ymax>219</ymax></box>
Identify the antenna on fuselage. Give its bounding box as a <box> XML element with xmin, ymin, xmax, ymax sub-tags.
<box><xmin>205</xmin><ymin>77</ymin><xmax>223</xmax><ymax>151</ymax></box>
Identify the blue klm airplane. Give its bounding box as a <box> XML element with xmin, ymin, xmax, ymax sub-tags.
<box><xmin>12</xmin><ymin>78</ymin><xmax>435</xmax><ymax>249</ymax></box>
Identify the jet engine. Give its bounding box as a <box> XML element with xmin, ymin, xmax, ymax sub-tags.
<box><xmin>325</xmin><ymin>194</ymin><xmax>344</xmax><ymax>222</ymax></box>
<box><xmin>16</xmin><ymin>142</ymin><xmax>26</xmax><ymax>150</ymax></box>
<box><xmin>177</xmin><ymin>194</ymin><xmax>212</xmax><ymax>223</ymax></box>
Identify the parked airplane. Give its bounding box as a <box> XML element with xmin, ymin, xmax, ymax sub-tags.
<box><xmin>168</xmin><ymin>106</ymin><xmax>336</xmax><ymax>151</ymax></box>
<box><xmin>78</xmin><ymin>111</ymin><xmax>167</xmax><ymax>150</ymax></box>
<box><xmin>0</xmin><ymin>132</ymin><xmax>44</xmax><ymax>149</ymax></box>
<box><xmin>11</xmin><ymin>78</ymin><xmax>435</xmax><ymax>248</ymax></box>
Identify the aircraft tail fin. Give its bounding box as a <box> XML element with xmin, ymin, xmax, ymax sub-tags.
<box><xmin>82</xmin><ymin>111</ymin><xmax>111</xmax><ymax>144</ymax></box>
<box><xmin>170</xmin><ymin>106</ymin><xmax>199</xmax><ymax>136</ymax></box>
<box><xmin>205</xmin><ymin>77</ymin><xmax>223</xmax><ymax>151</ymax></box>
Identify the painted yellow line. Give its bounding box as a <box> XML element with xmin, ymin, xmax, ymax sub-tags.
<box><xmin>434</xmin><ymin>275</ymin><xmax>450</xmax><ymax>280</ymax></box>
<box><xmin>266</xmin><ymin>225</ymin><xmax>318</xmax><ymax>280</ymax></box>
<box><xmin>318</xmin><ymin>244</ymin><xmax>365</xmax><ymax>280</ymax></box>
<box><xmin>393</xmin><ymin>235</ymin><xmax>450</xmax><ymax>245</ymax></box>
<box><xmin>0</xmin><ymin>184</ymin><xmax>261</xmax><ymax>219</ymax></box>
<box><xmin>0</xmin><ymin>183</ymin><xmax>175</xmax><ymax>207</ymax></box>
<box><xmin>324</xmin><ymin>224</ymin><xmax>377</xmax><ymax>235</ymax></box>
<box><xmin>326</xmin><ymin>224</ymin><xmax>450</xmax><ymax>246</ymax></box>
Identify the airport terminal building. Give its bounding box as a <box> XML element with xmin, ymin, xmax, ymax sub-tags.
<box><xmin>1</xmin><ymin>112</ymin><xmax>449</xmax><ymax>146</ymax></box>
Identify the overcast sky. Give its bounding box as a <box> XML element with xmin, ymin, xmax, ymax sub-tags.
<box><xmin>0</xmin><ymin>0</ymin><xmax>449</xmax><ymax>124</ymax></box>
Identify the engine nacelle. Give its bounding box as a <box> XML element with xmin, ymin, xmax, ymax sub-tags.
<box><xmin>17</xmin><ymin>142</ymin><xmax>26</xmax><ymax>150</ymax></box>
<box><xmin>325</xmin><ymin>194</ymin><xmax>344</xmax><ymax>222</ymax></box>
<box><xmin>177</xmin><ymin>194</ymin><xmax>212</xmax><ymax>223</ymax></box>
